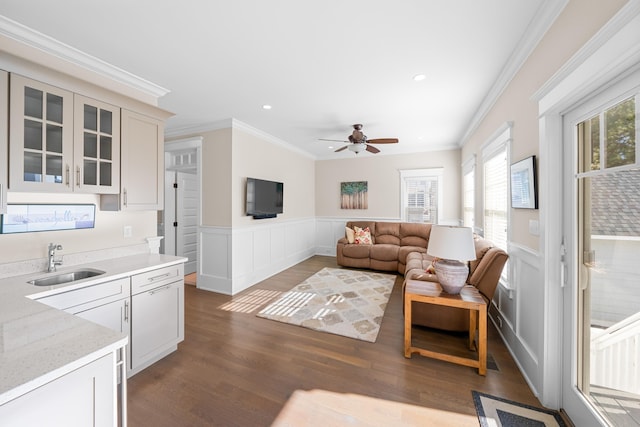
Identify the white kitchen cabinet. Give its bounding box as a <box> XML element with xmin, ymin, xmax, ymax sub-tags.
<box><xmin>0</xmin><ymin>352</ymin><xmax>117</xmax><ymax>427</ymax></box>
<box><xmin>130</xmin><ymin>264</ymin><xmax>184</xmax><ymax>374</ymax></box>
<box><xmin>102</xmin><ymin>109</ymin><xmax>164</xmax><ymax>211</ymax></box>
<box><xmin>9</xmin><ymin>74</ymin><xmax>74</xmax><ymax>192</ymax></box>
<box><xmin>0</xmin><ymin>70</ymin><xmax>8</xmax><ymax>214</ymax></box>
<box><xmin>73</xmin><ymin>94</ymin><xmax>120</xmax><ymax>194</ymax></box>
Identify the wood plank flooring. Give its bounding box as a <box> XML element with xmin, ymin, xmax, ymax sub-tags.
<box><xmin>127</xmin><ymin>256</ymin><xmax>545</xmax><ymax>426</ymax></box>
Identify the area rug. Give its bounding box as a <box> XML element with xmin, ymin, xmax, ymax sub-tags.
<box><xmin>472</xmin><ymin>391</ymin><xmax>567</xmax><ymax>427</ymax></box>
<box><xmin>256</xmin><ymin>267</ymin><xmax>396</xmax><ymax>342</ymax></box>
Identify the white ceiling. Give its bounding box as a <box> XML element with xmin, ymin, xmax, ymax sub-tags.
<box><xmin>0</xmin><ymin>0</ymin><xmax>558</xmax><ymax>159</ymax></box>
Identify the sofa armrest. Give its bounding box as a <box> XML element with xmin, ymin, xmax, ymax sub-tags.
<box><xmin>468</xmin><ymin>247</ymin><xmax>508</xmax><ymax>301</ymax></box>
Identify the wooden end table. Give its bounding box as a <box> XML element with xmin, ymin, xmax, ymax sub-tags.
<box><xmin>403</xmin><ymin>279</ymin><xmax>488</xmax><ymax>375</ymax></box>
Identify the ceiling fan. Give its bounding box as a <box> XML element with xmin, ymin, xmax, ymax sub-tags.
<box><xmin>319</xmin><ymin>124</ymin><xmax>399</xmax><ymax>154</ymax></box>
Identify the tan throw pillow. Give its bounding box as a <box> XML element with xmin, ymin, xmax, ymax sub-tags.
<box><xmin>354</xmin><ymin>226</ymin><xmax>372</xmax><ymax>245</ymax></box>
<box><xmin>345</xmin><ymin>227</ymin><xmax>355</xmax><ymax>244</ymax></box>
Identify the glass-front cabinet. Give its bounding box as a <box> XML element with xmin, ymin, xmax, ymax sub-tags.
<box><xmin>73</xmin><ymin>95</ymin><xmax>120</xmax><ymax>193</ymax></box>
<box><xmin>9</xmin><ymin>74</ymin><xmax>74</xmax><ymax>192</ymax></box>
<box><xmin>9</xmin><ymin>74</ymin><xmax>120</xmax><ymax>194</ymax></box>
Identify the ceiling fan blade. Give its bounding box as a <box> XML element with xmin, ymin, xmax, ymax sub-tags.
<box><xmin>367</xmin><ymin>138</ymin><xmax>398</xmax><ymax>144</ymax></box>
<box><xmin>334</xmin><ymin>145</ymin><xmax>349</xmax><ymax>152</ymax></box>
<box><xmin>319</xmin><ymin>138</ymin><xmax>348</xmax><ymax>143</ymax></box>
<box><xmin>365</xmin><ymin>144</ymin><xmax>380</xmax><ymax>154</ymax></box>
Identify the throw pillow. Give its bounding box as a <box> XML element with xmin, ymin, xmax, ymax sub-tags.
<box><xmin>354</xmin><ymin>226</ymin><xmax>372</xmax><ymax>245</ymax></box>
<box><xmin>345</xmin><ymin>227</ymin><xmax>355</xmax><ymax>244</ymax></box>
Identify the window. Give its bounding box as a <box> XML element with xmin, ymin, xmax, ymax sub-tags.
<box><xmin>399</xmin><ymin>168</ymin><xmax>443</xmax><ymax>223</ymax></box>
<box><xmin>462</xmin><ymin>156</ymin><xmax>475</xmax><ymax>229</ymax></box>
<box><xmin>482</xmin><ymin>124</ymin><xmax>511</xmax><ymax>284</ymax></box>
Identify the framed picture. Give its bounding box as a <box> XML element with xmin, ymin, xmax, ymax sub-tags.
<box><xmin>510</xmin><ymin>156</ymin><xmax>538</xmax><ymax>209</ymax></box>
<box><xmin>340</xmin><ymin>181</ymin><xmax>368</xmax><ymax>209</ymax></box>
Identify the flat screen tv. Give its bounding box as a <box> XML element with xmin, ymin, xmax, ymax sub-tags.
<box><xmin>245</xmin><ymin>177</ymin><xmax>284</xmax><ymax>219</ymax></box>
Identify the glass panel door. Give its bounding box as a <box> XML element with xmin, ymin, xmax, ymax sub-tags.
<box><xmin>572</xmin><ymin>95</ymin><xmax>640</xmax><ymax>426</ymax></box>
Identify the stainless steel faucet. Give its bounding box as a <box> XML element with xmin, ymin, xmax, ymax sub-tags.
<box><xmin>47</xmin><ymin>243</ymin><xmax>63</xmax><ymax>272</ymax></box>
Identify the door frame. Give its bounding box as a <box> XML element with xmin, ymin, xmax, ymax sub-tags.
<box><xmin>535</xmin><ymin>2</ymin><xmax>640</xmax><ymax>420</ymax></box>
<box><xmin>163</xmin><ymin>136</ymin><xmax>203</xmax><ymax>270</ymax></box>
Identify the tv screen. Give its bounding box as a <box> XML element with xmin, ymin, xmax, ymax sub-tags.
<box><xmin>246</xmin><ymin>178</ymin><xmax>284</xmax><ymax>218</ymax></box>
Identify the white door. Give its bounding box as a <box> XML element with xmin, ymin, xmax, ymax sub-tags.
<box><xmin>561</xmin><ymin>70</ymin><xmax>640</xmax><ymax>427</ymax></box>
<box><xmin>177</xmin><ymin>171</ymin><xmax>198</xmax><ymax>275</ymax></box>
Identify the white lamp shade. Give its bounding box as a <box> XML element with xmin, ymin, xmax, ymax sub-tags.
<box><xmin>427</xmin><ymin>225</ymin><xmax>476</xmax><ymax>261</ymax></box>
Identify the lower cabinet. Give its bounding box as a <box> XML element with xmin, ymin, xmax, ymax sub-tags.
<box><xmin>34</xmin><ymin>262</ymin><xmax>185</xmax><ymax>379</ymax></box>
<box><xmin>131</xmin><ymin>280</ymin><xmax>184</xmax><ymax>373</ymax></box>
<box><xmin>0</xmin><ymin>352</ymin><xmax>117</xmax><ymax>427</ymax></box>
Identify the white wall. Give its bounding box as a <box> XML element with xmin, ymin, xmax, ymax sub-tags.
<box><xmin>315</xmin><ymin>149</ymin><xmax>461</xmax><ymax>221</ymax></box>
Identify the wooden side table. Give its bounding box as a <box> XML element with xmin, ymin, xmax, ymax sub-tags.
<box><xmin>403</xmin><ymin>279</ymin><xmax>488</xmax><ymax>375</ymax></box>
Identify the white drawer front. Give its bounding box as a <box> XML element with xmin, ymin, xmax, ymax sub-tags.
<box><xmin>36</xmin><ymin>277</ymin><xmax>129</xmax><ymax>311</ymax></box>
<box><xmin>131</xmin><ymin>263</ymin><xmax>183</xmax><ymax>295</ymax></box>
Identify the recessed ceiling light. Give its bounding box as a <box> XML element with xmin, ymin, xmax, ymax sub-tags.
<box><xmin>262</xmin><ymin>104</ymin><xmax>272</xmax><ymax>110</ymax></box>
<box><xmin>413</xmin><ymin>74</ymin><xmax>426</xmax><ymax>82</ymax></box>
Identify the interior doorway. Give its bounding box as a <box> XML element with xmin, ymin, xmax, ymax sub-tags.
<box><xmin>162</xmin><ymin>137</ymin><xmax>202</xmax><ymax>277</ymax></box>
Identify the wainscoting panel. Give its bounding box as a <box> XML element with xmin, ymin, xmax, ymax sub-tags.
<box><xmin>490</xmin><ymin>243</ymin><xmax>543</xmax><ymax>396</ymax></box>
<box><xmin>198</xmin><ymin>227</ymin><xmax>232</xmax><ymax>294</ymax></box>
<box><xmin>198</xmin><ymin>218</ymin><xmax>317</xmax><ymax>295</ymax></box>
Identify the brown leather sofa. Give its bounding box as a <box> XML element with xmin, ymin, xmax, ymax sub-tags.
<box><xmin>337</xmin><ymin>221</ymin><xmax>431</xmax><ymax>274</ymax></box>
<box><xmin>337</xmin><ymin>220</ymin><xmax>508</xmax><ymax>332</ymax></box>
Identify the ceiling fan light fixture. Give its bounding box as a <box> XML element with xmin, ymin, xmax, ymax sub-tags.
<box><xmin>348</xmin><ymin>143</ymin><xmax>366</xmax><ymax>154</ymax></box>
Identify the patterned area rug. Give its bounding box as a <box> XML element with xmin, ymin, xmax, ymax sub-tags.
<box><xmin>256</xmin><ymin>267</ymin><xmax>396</xmax><ymax>342</ymax></box>
<box><xmin>473</xmin><ymin>391</ymin><xmax>567</xmax><ymax>427</ymax></box>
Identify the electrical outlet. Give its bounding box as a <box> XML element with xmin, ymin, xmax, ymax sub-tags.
<box><xmin>123</xmin><ymin>225</ymin><xmax>133</xmax><ymax>238</ymax></box>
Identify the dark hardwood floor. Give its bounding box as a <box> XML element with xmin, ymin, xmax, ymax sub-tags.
<box><xmin>127</xmin><ymin>256</ymin><xmax>543</xmax><ymax>426</ymax></box>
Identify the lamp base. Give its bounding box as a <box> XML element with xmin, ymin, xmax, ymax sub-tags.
<box><xmin>434</xmin><ymin>259</ymin><xmax>469</xmax><ymax>294</ymax></box>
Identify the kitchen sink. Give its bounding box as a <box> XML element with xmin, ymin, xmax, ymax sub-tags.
<box><xmin>29</xmin><ymin>268</ymin><xmax>106</xmax><ymax>287</ymax></box>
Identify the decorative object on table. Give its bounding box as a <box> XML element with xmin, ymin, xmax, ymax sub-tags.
<box><xmin>472</xmin><ymin>391</ymin><xmax>567</xmax><ymax>427</ymax></box>
<box><xmin>426</xmin><ymin>225</ymin><xmax>476</xmax><ymax>294</ymax></box>
<box><xmin>510</xmin><ymin>155</ymin><xmax>538</xmax><ymax>209</ymax></box>
<box><xmin>257</xmin><ymin>267</ymin><xmax>395</xmax><ymax>342</ymax></box>
<box><xmin>340</xmin><ymin>181</ymin><xmax>368</xmax><ymax>209</ymax></box>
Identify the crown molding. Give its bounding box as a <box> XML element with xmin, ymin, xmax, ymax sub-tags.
<box><xmin>532</xmin><ymin>0</ymin><xmax>640</xmax><ymax>103</ymax></box>
<box><xmin>165</xmin><ymin>118</ymin><xmax>316</xmax><ymax>160</ymax></box>
<box><xmin>0</xmin><ymin>15</ymin><xmax>169</xmax><ymax>99</ymax></box>
<box><xmin>459</xmin><ymin>0</ymin><xmax>569</xmax><ymax>146</ymax></box>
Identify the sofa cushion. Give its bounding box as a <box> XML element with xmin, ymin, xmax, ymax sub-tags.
<box><xmin>342</xmin><ymin>243</ymin><xmax>371</xmax><ymax>259</ymax></box>
<box><xmin>398</xmin><ymin>246</ymin><xmax>427</xmax><ymax>266</ymax></box>
<box><xmin>345</xmin><ymin>227</ymin><xmax>355</xmax><ymax>243</ymax></box>
<box><xmin>370</xmin><ymin>244</ymin><xmax>400</xmax><ymax>262</ymax></box>
<box><xmin>399</xmin><ymin>223</ymin><xmax>431</xmax><ymax>248</ymax></box>
<box><xmin>346</xmin><ymin>221</ymin><xmax>376</xmax><ymax>243</ymax></box>
<box><xmin>374</xmin><ymin>222</ymin><xmax>401</xmax><ymax>245</ymax></box>
<box><xmin>354</xmin><ymin>226</ymin><xmax>372</xmax><ymax>244</ymax></box>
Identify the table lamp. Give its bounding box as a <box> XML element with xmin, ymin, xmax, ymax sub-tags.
<box><xmin>427</xmin><ymin>225</ymin><xmax>477</xmax><ymax>294</ymax></box>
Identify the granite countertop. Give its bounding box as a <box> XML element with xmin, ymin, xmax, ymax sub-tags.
<box><xmin>0</xmin><ymin>253</ymin><xmax>186</xmax><ymax>405</ymax></box>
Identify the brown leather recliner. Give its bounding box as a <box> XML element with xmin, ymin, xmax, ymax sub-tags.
<box><xmin>403</xmin><ymin>236</ymin><xmax>509</xmax><ymax>331</ymax></box>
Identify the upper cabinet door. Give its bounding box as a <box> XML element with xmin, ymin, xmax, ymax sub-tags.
<box><xmin>73</xmin><ymin>95</ymin><xmax>120</xmax><ymax>194</ymax></box>
<box><xmin>119</xmin><ymin>109</ymin><xmax>164</xmax><ymax>210</ymax></box>
<box><xmin>0</xmin><ymin>70</ymin><xmax>8</xmax><ymax>214</ymax></box>
<box><xmin>9</xmin><ymin>74</ymin><xmax>74</xmax><ymax>192</ymax></box>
